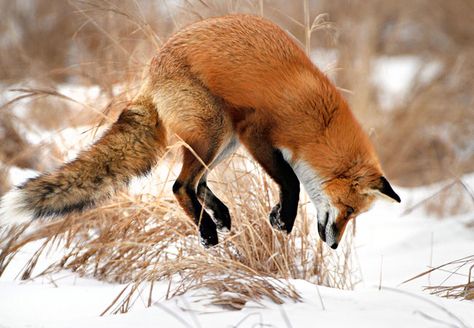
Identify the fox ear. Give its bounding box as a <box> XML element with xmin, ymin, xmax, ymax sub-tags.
<box><xmin>372</xmin><ymin>176</ymin><xmax>401</xmax><ymax>203</ymax></box>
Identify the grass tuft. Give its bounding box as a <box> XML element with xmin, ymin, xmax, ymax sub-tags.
<box><xmin>403</xmin><ymin>255</ymin><xmax>474</xmax><ymax>301</ymax></box>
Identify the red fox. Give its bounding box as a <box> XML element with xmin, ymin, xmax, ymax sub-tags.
<box><xmin>0</xmin><ymin>14</ymin><xmax>400</xmax><ymax>249</ymax></box>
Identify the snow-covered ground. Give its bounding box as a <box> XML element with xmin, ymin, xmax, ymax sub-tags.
<box><xmin>1</xmin><ymin>265</ymin><xmax>473</xmax><ymax>328</ymax></box>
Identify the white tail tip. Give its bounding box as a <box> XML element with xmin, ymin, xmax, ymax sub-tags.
<box><xmin>0</xmin><ymin>188</ymin><xmax>35</xmax><ymax>227</ymax></box>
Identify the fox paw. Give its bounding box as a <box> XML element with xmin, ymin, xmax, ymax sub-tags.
<box><xmin>200</xmin><ymin>220</ymin><xmax>219</xmax><ymax>247</ymax></box>
<box><xmin>200</xmin><ymin>232</ymin><xmax>218</xmax><ymax>247</ymax></box>
<box><xmin>269</xmin><ymin>204</ymin><xmax>287</xmax><ymax>232</ymax></box>
<box><xmin>213</xmin><ymin>206</ymin><xmax>231</xmax><ymax>232</ymax></box>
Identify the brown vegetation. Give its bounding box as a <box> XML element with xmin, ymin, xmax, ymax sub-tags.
<box><xmin>404</xmin><ymin>255</ymin><xmax>474</xmax><ymax>301</ymax></box>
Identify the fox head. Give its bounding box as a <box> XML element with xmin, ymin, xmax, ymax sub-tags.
<box><xmin>319</xmin><ymin>172</ymin><xmax>400</xmax><ymax>249</ymax></box>
<box><xmin>281</xmin><ymin>129</ymin><xmax>400</xmax><ymax>249</ymax></box>
<box><xmin>282</xmin><ymin>149</ymin><xmax>400</xmax><ymax>249</ymax></box>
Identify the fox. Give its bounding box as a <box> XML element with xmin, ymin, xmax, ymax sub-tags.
<box><xmin>0</xmin><ymin>14</ymin><xmax>400</xmax><ymax>249</ymax></box>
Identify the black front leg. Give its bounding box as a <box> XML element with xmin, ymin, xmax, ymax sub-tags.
<box><xmin>267</xmin><ymin>149</ymin><xmax>300</xmax><ymax>233</ymax></box>
<box><xmin>238</xmin><ymin>125</ymin><xmax>300</xmax><ymax>233</ymax></box>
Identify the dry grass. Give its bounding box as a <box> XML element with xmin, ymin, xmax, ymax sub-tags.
<box><xmin>401</xmin><ymin>177</ymin><xmax>474</xmax><ymax>217</ymax></box>
<box><xmin>0</xmin><ymin>150</ymin><xmax>358</xmax><ymax>313</ymax></box>
<box><xmin>404</xmin><ymin>255</ymin><xmax>474</xmax><ymax>301</ymax></box>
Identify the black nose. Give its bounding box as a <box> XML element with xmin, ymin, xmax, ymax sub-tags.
<box><xmin>329</xmin><ymin>242</ymin><xmax>338</xmax><ymax>249</ymax></box>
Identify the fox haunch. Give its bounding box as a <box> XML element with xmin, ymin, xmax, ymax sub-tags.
<box><xmin>0</xmin><ymin>14</ymin><xmax>400</xmax><ymax>248</ymax></box>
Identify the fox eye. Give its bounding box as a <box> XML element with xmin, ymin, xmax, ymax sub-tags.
<box><xmin>346</xmin><ymin>206</ymin><xmax>354</xmax><ymax>217</ymax></box>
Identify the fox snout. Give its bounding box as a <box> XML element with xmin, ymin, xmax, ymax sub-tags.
<box><xmin>317</xmin><ymin>209</ymin><xmax>340</xmax><ymax>249</ymax></box>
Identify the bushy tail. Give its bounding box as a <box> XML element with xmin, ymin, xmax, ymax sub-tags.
<box><xmin>0</xmin><ymin>99</ymin><xmax>166</xmax><ymax>227</ymax></box>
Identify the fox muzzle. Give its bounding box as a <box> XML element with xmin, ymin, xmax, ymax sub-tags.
<box><xmin>317</xmin><ymin>209</ymin><xmax>340</xmax><ymax>249</ymax></box>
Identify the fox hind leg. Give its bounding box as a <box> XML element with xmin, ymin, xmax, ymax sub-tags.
<box><xmin>173</xmin><ymin>147</ymin><xmax>220</xmax><ymax>246</ymax></box>
<box><xmin>165</xmin><ymin>88</ymin><xmax>233</xmax><ymax>245</ymax></box>
<box><xmin>197</xmin><ymin>136</ymin><xmax>239</xmax><ymax>232</ymax></box>
<box><xmin>155</xmin><ymin>72</ymin><xmax>237</xmax><ymax>244</ymax></box>
<box><xmin>197</xmin><ymin>180</ymin><xmax>231</xmax><ymax>232</ymax></box>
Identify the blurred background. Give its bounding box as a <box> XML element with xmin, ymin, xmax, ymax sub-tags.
<box><xmin>0</xmin><ymin>0</ymin><xmax>473</xmax><ymax>215</ymax></box>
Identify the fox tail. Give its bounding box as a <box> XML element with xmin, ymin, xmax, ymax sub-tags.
<box><xmin>0</xmin><ymin>98</ymin><xmax>166</xmax><ymax>227</ymax></box>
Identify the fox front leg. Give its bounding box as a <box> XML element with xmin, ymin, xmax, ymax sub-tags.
<box><xmin>265</xmin><ymin>149</ymin><xmax>300</xmax><ymax>233</ymax></box>
<box><xmin>238</xmin><ymin>127</ymin><xmax>300</xmax><ymax>233</ymax></box>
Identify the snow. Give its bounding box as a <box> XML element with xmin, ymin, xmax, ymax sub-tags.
<box><xmin>309</xmin><ymin>51</ymin><xmax>442</xmax><ymax>110</ymax></box>
<box><xmin>0</xmin><ymin>253</ymin><xmax>473</xmax><ymax>327</ymax></box>
<box><xmin>371</xmin><ymin>56</ymin><xmax>441</xmax><ymax>109</ymax></box>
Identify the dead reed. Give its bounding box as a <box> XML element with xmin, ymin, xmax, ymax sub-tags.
<box><xmin>403</xmin><ymin>255</ymin><xmax>474</xmax><ymax>301</ymax></box>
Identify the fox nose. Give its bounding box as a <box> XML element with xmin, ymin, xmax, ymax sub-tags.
<box><xmin>326</xmin><ymin>223</ymin><xmax>340</xmax><ymax>249</ymax></box>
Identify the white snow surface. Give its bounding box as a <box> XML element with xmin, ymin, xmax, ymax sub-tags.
<box><xmin>371</xmin><ymin>56</ymin><xmax>441</xmax><ymax>109</ymax></box>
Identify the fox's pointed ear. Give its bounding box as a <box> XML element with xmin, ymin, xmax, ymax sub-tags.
<box><xmin>373</xmin><ymin>176</ymin><xmax>401</xmax><ymax>203</ymax></box>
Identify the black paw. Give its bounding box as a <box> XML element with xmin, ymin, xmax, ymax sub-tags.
<box><xmin>269</xmin><ymin>203</ymin><xmax>287</xmax><ymax>232</ymax></box>
<box><xmin>214</xmin><ymin>205</ymin><xmax>231</xmax><ymax>232</ymax></box>
<box><xmin>199</xmin><ymin>220</ymin><xmax>219</xmax><ymax>247</ymax></box>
